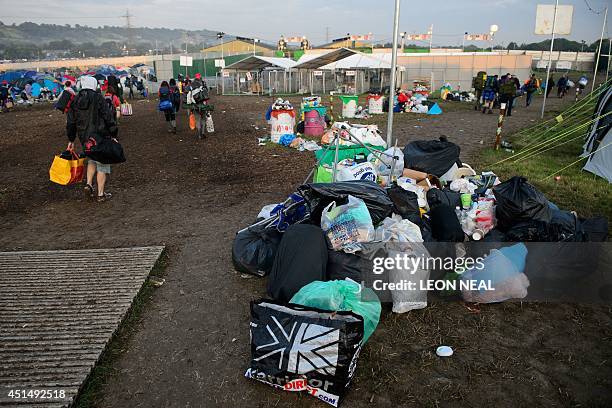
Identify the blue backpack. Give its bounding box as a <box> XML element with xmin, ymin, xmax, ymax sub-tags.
<box><xmin>159</xmin><ymin>99</ymin><xmax>173</xmax><ymax>111</ymax></box>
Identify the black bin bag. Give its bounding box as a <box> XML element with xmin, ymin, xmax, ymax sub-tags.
<box><xmin>246</xmin><ymin>299</ymin><xmax>364</xmax><ymax>407</ymax></box>
<box><xmin>232</xmin><ymin>224</ymin><xmax>282</xmax><ymax>277</ymax></box>
<box><xmin>387</xmin><ymin>184</ymin><xmax>421</xmax><ymax>225</ymax></box>
<box><xmin>267</xmin><ymin>224</ymin><xmax>328</xmax><ymax>302</ymax></box>
<box><xmin>403</xmin><ymin>139</ymin><xmax>461</xmax><ymax>177</ymax></box>
<box><xmin>493</xmin><ymin>176</ymin><xmax>552</xmax><ymax>232</ymax></box>
<box><xmin>298</xmin><ymin>181</ymin><xmax>394</xmax><ymax>226</ymax></box>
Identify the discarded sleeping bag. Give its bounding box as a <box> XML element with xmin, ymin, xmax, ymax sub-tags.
<box><xmin>428</xmin><ymin>204</ymin><xmax>465</xmax><ymax>242</ymax></box>
<box><xmin>298</xmin><ymin>181</ymin><xmax>394</xmax><ymax>226</ymax></box>
<box><xmin>232</xmin><ymin>224</ymin><xmax>282</xmax><ymax>277</ymax></box>
<box><xmin>403</xmin><ymin>138</ymin><xmax>461</xmax><ymax>177</ymax></box>
<box><xmin>246</xmin><ymin>299</ymin><xmax>364</xmax><ymax>407</ymax></box>
<box><xmin>387</xmin><ymin>183</ymin><xmax>421</xmax><ymax>225</ymax></box>
<box><xmin>290</xmin><ymin>279</ymin><xmax>381</xmax><ymax>343</ymax></box>
<box><xmin>267</xmin><ymin>224</ymin><xmax>328</xmax><ymax>302</ymax></box>
<box><xmin>493</xmin><ymin>176</ymin><xmax>552</xmax><ymax>232</ymax></box>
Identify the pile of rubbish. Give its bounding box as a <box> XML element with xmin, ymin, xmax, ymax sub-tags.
<box><xmin>234</xmin><ymin>131</ymin><xmax>610</xmax><ymax>405</ymax></box>
<box><xmin>440</xmin><ymin>83</ymin><xmax>476</xmax><ymax>102</ymax></box>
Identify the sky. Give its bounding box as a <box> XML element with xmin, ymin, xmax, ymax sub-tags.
<box><xmin>1</xmin><ymin>0</ymin><xmax>609</xmax><ymax>47</ymax></box>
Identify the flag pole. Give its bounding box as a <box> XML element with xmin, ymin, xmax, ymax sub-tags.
<box><xmin>386</xmin><ymin>0</ymin><xmax>401</xmax><ymax>147</ymax></box>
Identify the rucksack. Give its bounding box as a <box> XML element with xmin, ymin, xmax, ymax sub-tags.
<box><xmin>473</xmin><ymin>71</ymin><xmax>487</xmax><ymax>91</ymax></box>
<box><xmin>54</xmin><ymin>90</ymin><xmax>75</xmax><ymax>113</ymax></box>
<box><xmin>499</xmin><ymin>81</ymin><xmax>516</xmax><ymax>97</ymax></box>
<box><xmin>190</xmin><ymin>86</ymin><xmax>209</xmax><ymax>103</ymax></box>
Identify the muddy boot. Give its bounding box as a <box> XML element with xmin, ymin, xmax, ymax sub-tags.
<box><xmin>488</xmin><ymin>109</ymin><xmax>493</xmax><ymax>114</ymax></box>
<box><xmin>482</xmin><ymin>107</ymin><xmax>486</xmax><ymax>113</ymax></box>
<box><xmin>171</xmin><ymin>120</ymin><xmax>176</xmax><ymax>134</ymax></box>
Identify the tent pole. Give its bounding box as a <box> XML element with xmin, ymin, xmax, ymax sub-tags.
<box><xmin>386</xmin><ymin>0</ymin><xmax>401</xmax><ymax>147</ymax></box>
<box><xmin>540</xmin><ymin>0</ymin><xmax>558</xmax><ymax>119</ymax></box>
<box><xmin>606</xmin><ymin>38</ymin><xmax>611</xmax><ymax>84</ymax></box>
<box><xmin>592</xmin><ymin>6</ymin><xmax>608</xmax><ymax>93</ymax></box>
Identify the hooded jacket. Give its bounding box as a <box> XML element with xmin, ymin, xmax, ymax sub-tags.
<box><xmin>66</xmin><ymin>88</ymin><xmax>118</xmax><ymax>144</ymax></box>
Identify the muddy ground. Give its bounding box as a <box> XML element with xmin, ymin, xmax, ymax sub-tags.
<box><xmin>1</xmin><ymin>93</ymin><xmax>610</xmax><ymax>408</ymax></box>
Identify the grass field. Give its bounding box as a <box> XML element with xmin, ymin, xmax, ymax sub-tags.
<box><xmin>478</xmin><ymin>108</ymin><xmax>611</xmax><ymax>222</ymax></box>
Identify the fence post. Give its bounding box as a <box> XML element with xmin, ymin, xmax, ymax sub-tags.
<box><xmin>495</xmin><ymin>102</ymin><xmax>507</xmax><ymax>150</ymax></box>
<box><xmin>329</xmin><ymin>94</ymin><xmax>334</xmax><ymax>122</ymax></box>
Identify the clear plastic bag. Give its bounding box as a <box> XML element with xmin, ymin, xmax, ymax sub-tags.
<box><xmin>321</xmin><ymin>195</ymin><xmax>375</xmax><ymax>251</ymax></box>
<box><xmin>375</xmin><ymin>214</ymin><xmax>423</xmax><ymax>243</ymax></box>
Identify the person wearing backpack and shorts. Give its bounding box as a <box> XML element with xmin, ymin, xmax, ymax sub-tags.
<box><xmin>158</xmin><ymin>80</ymin><xmax>177</xmax><ymax>133</ymax></box>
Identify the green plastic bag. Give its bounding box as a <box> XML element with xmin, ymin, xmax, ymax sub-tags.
<box><xmin>290</xmin><ymin>279</ymin><xmax>381</xmax><ymax>343</ymax></box>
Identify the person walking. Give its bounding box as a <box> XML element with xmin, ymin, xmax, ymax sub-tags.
<box><xmin>66</xmin><ymin>75</ymin><xmax>118</xmax><ymax>202</ymax></box>
<box><xmin>498</xmin><ymin>74</ymin><xmax>517</xmax><ymax>117</ymax></box>
<box><xmin>557</xmin><ymin>74</ymin><xmax>568</xmax><ymax>98</ymax></box>
<box><xmin>546</xmin><ymin>74</ymin><xmax>555</xmax><ymax>97</ymax></box>
<box><xmin>158</xmin><ymin>80</ymin><xmax>177</xmax><ymax>133</ymax></box>
<box><xmin>481</xmin><ymin>75</ymin><xmax>496</xmax><ymax>114</ymax></box>
<box><xmin>0</xmin><ymin>80</ymin><xmax>9</xmax><ymax>112</ymax></box>
<box><xmin>524</xmin><ymin>74</ymin><xmax>538</xmax><ymax>107</ymax></box>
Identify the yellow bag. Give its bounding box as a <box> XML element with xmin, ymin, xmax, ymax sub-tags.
<box><xmin>49</xmin><ymin>152</ymin><xmax>86</xmax><ymax>185</ymax></box>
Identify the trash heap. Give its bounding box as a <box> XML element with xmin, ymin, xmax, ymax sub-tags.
<box><xmin>234</xmin><ymin>133</ymin><xmax>608</xmax><ymax>406</ymax></box>
<box><xmin>440</xmin><ymin>83</ymin><xmax>476</xmax><ymax>102</ymax></box>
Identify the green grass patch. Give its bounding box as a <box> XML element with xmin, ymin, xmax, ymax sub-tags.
<box><xmin>478</xmin><ymin>134</ymin><xmax>611</xmax><ymax>220</ymax></box>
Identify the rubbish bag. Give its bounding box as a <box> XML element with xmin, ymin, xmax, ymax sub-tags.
<box><xmin>375</xmin><ymin>214</ymin><xmax>423</xmax><ymax>243</ymax></box>
<box><xmin>387</xmin><ymin>184</ymin><xmax>421</xmax><ymax>225</ymax></box>
<box><xmin>267</xmin><ymin>224</ymin><xmax>328</xmax><ymax>302</ymax></box>
<box><xmin>368</xmin><ymin>146</ymin><xmax>404</xmax><ymax>177</ymax></box>
<box><xmin>426</xmin><ymin>188</ymin><xmax>461</xmax><ymax>209</ymax></box>
<box><xmin>232</xmin><ymin>224</ymin><xmax>282</xmax><ymax>277</ymax></box>
<box><xmin>493</xmin><ymin>176</ymin><xmax>552</xmax><ymax>231</ymax></box>
<box><xmin>386</xmin><ymin>242</ymin><xmax>431</xmax><ymax>312</ymax></box>
<box><xmin>326</xmin><ymin>250</ymin><xmax>366</xmax><ymax>282</ymax></box>
<box><xmin>428</xmin><ymin>204</ymin><xmax>465</xmax><ymax>242</ymax></box>
<box><xmin>246</xmin><ymin>299</ymin><xmax>363</xmax><ymax>407</ymax></box>
<box><xmin>461</xmin><ymin>244</ymin><xmax>530</xmax><ymax>303</ymax></box>
<box><xmin>298</xmin><ymin>181</ymin><xmax>394</xmax><ymax>226</ymax></box>
<box><xmin>403</xmin><ymin>138</ymin><xmax>461</xmax><ymax>177</ymax></box>
<box><xmin>290</xmin><ymin>279</ymin><xmax>381</xmax><ymax>343</ymax></box>
<box><xmin>320</xmin><ymin>195</ymin><xmax>375</xmax><ymax>251</ymax></box>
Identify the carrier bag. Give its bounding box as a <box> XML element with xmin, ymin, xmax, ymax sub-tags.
<box><xmin>84</xmin><ymin>136</ymin><xmax>126</xmax><ymax>164</ymax></box>
<box><xmin>189</xmin><ymin>112</ymin><xmax>196</xmax><ymax>130</ymax></box>
<box><xmin>54</xmin><ymin>90</ymin><xmax>74</xmax><ymax>113</ymax></box>
<box><xmin>320</xmin><ymin>195</ymin><xmax>375</xmax><ymax>251</ymax></box>
<box><xmin>49</xmin><ymin>150</ymin><xmax>85</xmax><ymax>185</ymax></box>
<box><xmin>246</xmin><ymin>299</ymin><xmax>364</xmax><ymax>407</ymax></box>
<box><xmin>120</xmin><ymin>102</ymin><xmax>132</xmax><ymax>116</ymax></box>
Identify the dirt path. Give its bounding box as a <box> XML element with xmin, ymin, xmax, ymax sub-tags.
<box><xmin>0</xmin><ymin>94</ymin><xmax>609</xmax><ymax>408</ymax></box>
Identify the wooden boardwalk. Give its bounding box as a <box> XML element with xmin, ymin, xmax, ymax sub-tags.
<box><xmin>0</xmin><ymin>246</ymin><xmax>165</xmax><ymax>407</ymax></box>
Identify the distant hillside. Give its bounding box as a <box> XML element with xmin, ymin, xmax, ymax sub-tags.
<box><xmin>0</xmin><ymin>21</ymin><xmax>235</xmax><ymax>60</ymax></box>
<box><xmin>0</xmin><ymin>21</ymin><xmax>224</xmax><ymax>47</ymax></box>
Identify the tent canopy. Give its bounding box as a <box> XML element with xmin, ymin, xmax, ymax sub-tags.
<box><xmin>319</xmin><ymin>53</ymin><xmax>391</xmax><ymax>70</ymax></box>
<box><xmin>293</xmin><ymin>48</ymin><xmax>360</xmax><ymax>70</ymax></box>
<box><xmin>224</xmin><ymin>56</ymin><xmax>297</xmax><ymax>71</ymax></box>
<box><xmin>582</xmin><ymin>85</ymin><xmax>612</xmax><ymax>182</ymax></box>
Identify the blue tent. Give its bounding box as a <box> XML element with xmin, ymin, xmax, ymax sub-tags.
<box><xmin>427</xmin><ymin>103</ymin><xmax>442</xmax><ymax>115</ymax></box>
<box><xmin>30</xmin><ymin>82</ymin><xmax>41</xmax><ymax>97</ymax></box>
<box><xmin>0</xmin><ymin>71</ymin><xmax>24</xmax><ymax>83</ymax></box>
<box><xmin>23</xmin><ymin>71</ymin><xmax>37</xmax><ymax>78</ymax></box>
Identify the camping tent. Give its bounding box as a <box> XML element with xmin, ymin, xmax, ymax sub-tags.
<box><xmin>582</xmin><ymin>85</ymin><xmax>612</xmax><ymax>182</ymax></box>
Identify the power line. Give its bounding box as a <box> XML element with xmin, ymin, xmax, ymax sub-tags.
<box><xmin>583</xmin><ymin>0</ymin><xmax>605</xmax><ymax>14</ymax></box>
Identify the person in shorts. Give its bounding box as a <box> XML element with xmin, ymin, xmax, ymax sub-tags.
<box><xmin>66</xmin><ymin>75</ymin><xmax>118</xmax><ymax>202</ymax></box>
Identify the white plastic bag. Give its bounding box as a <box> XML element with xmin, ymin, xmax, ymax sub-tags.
<box><xmin>375</xmin><ymin>214</ymin><xmax>423</xmax><ymax>243</ymax></box>
<box><xmin>386</xmin><ymin>242</ymin><xmax>431</xmax><ymax>313</ymax></box>
<box><xmin>321</xmin><ymin>195</ymin><xmax>375</xmax><ymax>251</ymax></box>
<box><xmin>450</xmin><ymin>178</ymin><xmax>477</xmax><ymax>194</ymax></box>
<box><xmin>368</xmin><ymin>147</ymin><xmax>404</xmax><ymax>178</ymax></box>
<box><xmin>396</xmin><ymin>177</ymin><xmax>427</xmax><ymax>207</ymax></box>
<box><xmin>206</xmin><ymin>115</ymin><xmax>215</xmax><ymax>133</ymax></box>
<box><xmin>336</xmin><ymin>161</ymin><xmax>378</xmax><ymax>182</ymax></box>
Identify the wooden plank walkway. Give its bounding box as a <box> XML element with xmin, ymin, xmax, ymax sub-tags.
<box><xmin>0</xmin><ymin>246</ymin><xmax>165</xmax><ymax>407</ymax></box>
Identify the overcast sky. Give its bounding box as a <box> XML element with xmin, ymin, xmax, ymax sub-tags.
<box><xmin>2</xmin><ymin>0</ymin><xmax>609</xmax><ymax>46</ymax></box>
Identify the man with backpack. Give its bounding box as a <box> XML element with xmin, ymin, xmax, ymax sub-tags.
<box><xmin>524</xmin><ymin>74</ymin><xmax>538</xmax><ymax>107</ymax></box>
<box><xmin>499</xmin><ymin>74</ymin><xmax>518</xmax><ymax>117</ymax></box>
<box><xmin>66</xmin><ymin>76</ymin><xmax>118</xmax><ymax>202</ymax></box>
